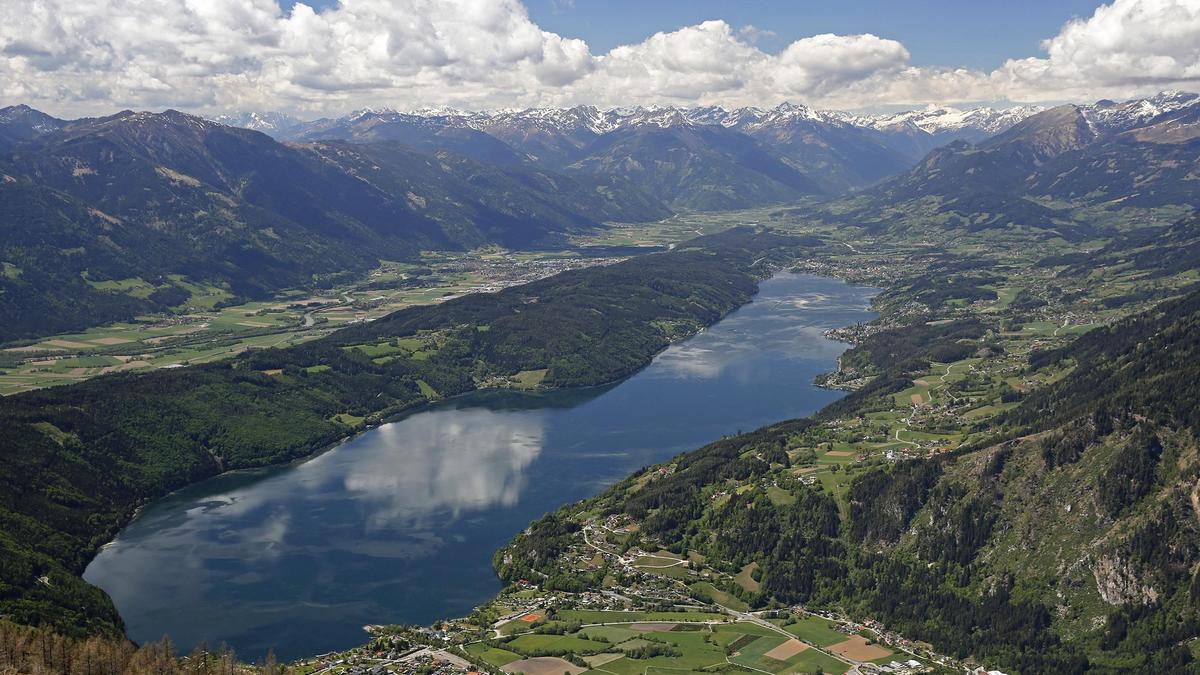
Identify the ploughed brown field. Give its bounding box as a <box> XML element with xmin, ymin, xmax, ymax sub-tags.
<box><xmin>764</xmin><ymin>638</ymin><xmax>810</xmax><ymax>660</ymax></box>
<box><xmin>828</xmin><ymin>635</ymin><xmax>892</xmax><ymax>660</ymax></box>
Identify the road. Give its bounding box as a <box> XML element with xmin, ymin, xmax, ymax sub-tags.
<box><xmin>924</xmin><ymin>361</ymin><xmax>956</xmax><ymax>405</ymax></box>
<box><xmin>893</xmin><ymin>427</ymin><xmax>919</xmax><ymax>448</ymax></box>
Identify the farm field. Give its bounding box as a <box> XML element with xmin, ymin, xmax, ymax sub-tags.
<box><xmin>555</xmin><ymin>610</ymin><xmax>727</xmax><ymax>624</ymax></box>
<box><xmin>466</xmin><ymin>644</ymin><xmax>525</xmax><ymax>668</ymax></box>
<box><xmin>777</xmin><ymin>616</ymin><xmax>848</xmax><ymax>648</ymax></box>
<box><xmin>0</xmin><ymin>251</ymin><xmax>626</xmax><ymax>395</ymax></box>
<box><xmin>472</xmin><ymin>614</ymin><xmax>862</xmax><ymax>675</ymax></box>
<box><xmin>503</xmin><ymin>656</ymin><xmax>586</xmax><ymax>675</ymax></box>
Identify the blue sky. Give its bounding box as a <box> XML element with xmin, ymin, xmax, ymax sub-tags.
<box><xmin>287</xmin><ymin>0</ymin><xmax>1106</xmax><ymax>70</ymax></box>
<box><xmin>522</xmin><ymin>1</ymin><xmax>1106</xmax><ymax>69</ymax></box>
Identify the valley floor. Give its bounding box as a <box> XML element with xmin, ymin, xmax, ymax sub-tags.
<box><xmin>0</xmin><ymin>250</ymin><xmax>626</xmax><ymax>395</ymax></box>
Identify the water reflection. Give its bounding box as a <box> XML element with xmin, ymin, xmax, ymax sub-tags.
<box><xmin>652</xmin><ymin>294</ymin><xmax>854</xmax><ymax>381</ymax></box>
<box><xmin>101</xmin><ymin>407</ymin><xmax>548</xmax><ymax>563</ymax></box>
<box><xmin>338</xmin><ymin>409</ymin><xmax>546</xmax><ymax>529</ymax></box>
<box><xmin>84</xmin><ymin>273</ymin><xmax>879</xmax><ymax>660</ymax></box>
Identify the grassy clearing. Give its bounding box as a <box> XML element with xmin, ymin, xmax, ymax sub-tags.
<box><xmin>416</xmin><ymin>379</ymin><xmax>440</xmax><ymax>399</ymax></box>
<box><xmin>727</xmin><ymin>634</ymin><xmax>787</xmax><ymax>669</ymax></box>
<box><xmin>725</xmin><ymin>633</ymin><xmax>761</xmax><ymax>653</ymax></box>
<box><xmin>507</xmin><ymin>634</ymin><xmax>610</xmax><ymax>654</ymax></box>
<box><xmin>465</xmin><ymin>643</ymin><xmax>523</xmax><ymax>668</ymax></box>
<box><xmin>33</xmin><ymin>422</ymin><xmax>78</xmax><ymax>446</ymax></box>
<box><xmin>167</xmin><ymin>275</ymin><xmax>235</xmax><ymax>309</ymax></box>
<box><xmin>733</xmin><ymin>563</ymin><xmax>760</xmax><ymax>593</ymax></box>
<box><xmin>512</xmin><ymin>369</ymin><xmax>548</xmax><ymax>390</ymax></box>
<box><xmin>556</xmin><ymin>610</ymin><xmax>726</xmax><ymax>625</ymax></box>
<box><xmin>331</xmin><ymin>413</ymin><xmax>365</xmax><ymax>428</ymax></box>
<box><xmin>786</xmin><ymin>649</ymin><xmax>848</xmax><ymax>674</ymax></box>
<box><xmin>634</xmin><ymin>562</ymin><xmax>692</xmax><ymax>580</ymax></box>
<box><xmin>765</xmin><ymin>486</ymin><xmax>795</xmax><ymax>506</ymax></box>
<box><xmin>579</xmin><ymin>626</ymin><xmax>641</xmax><ymax>643</ymax></box>
<box><xmin>591</xmin><ymin>632</ymin><xmax>727</xmax><ymax>675</ymax></box>
<box><xmin>713</xmin><ymin>623</ymin><xmax>783</xmax><ymax>638</ymax></box>
<box><xmin>83</xmin><ymin>275</ymin><xmax>158</xmax><ymax>298</ymax></box>
<box><xmin>781</xmin><ymin>617</ymin><xmax>849</xmax><ymax>648</ymax></box>
<box><xmin>689</xmin><ymin>582</ymin><xmax>748</xmax><ymax>611</ymax></box>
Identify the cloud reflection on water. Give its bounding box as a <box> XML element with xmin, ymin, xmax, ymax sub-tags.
<box><xmin>200</xmin><ymin>406</ymin><xmax>549</xmax><ymax>542</ymax></box>
<box><xmin>338</xmin><ymin>408</ymin><xmax>545</xmax><ymax>530</ymax></box>
<box><xmin>86</xmin><ymin>407</ymin><xmax>547</xmax><ymax>602</ymax></box>
<box><xmin>651</xmin><ymin>286</ymin><xmax>855</xmax><ymax>381</ymax></box>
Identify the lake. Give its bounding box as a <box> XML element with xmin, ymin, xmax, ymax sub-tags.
<box><xmin>83</xmin><ymin>273</ymin><xmax>877</xmax><ymax>661</ymax></box>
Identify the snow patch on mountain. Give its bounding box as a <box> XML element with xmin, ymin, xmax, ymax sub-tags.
<box><xmin>1080</xmin><ymin>90</ymin><xmax>1200</xmax><ymax>133</ymax></box>
<box><xmin>209</xmin><ymin>91</ymin><xmax>1196</xmax><ymax>148</ymax></box>
<box><xmin>213</xmin><ymin>111</ymin><xmax>302</xmax><ymax>133</ymax></box>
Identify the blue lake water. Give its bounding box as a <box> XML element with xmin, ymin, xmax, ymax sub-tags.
<box><xmin>83</xmin><ymin>273</ymin><xmax>876</xmax><ymax>661</ymax></box>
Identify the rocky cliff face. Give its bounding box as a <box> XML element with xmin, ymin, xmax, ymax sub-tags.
<box><xmin>1093</xmin><ymin>554</ymin><xmax>1160</xmax><ymax>606</ymax></box>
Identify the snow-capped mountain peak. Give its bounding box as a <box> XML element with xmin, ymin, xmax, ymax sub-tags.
<box><xmin>1081</xmin><ymin>91</ymin><xmax>1200</xmax><ymax>132</ymax></box>
<box><xmin>860</xmin><ymin>104</ymin><xmax>1045</xmax><ymax>137</ymax></box>
<box><xmin>213</xmin><ymin>111</ymin><xmax>302</xmax><ymax>133</ymax></box>
<box><xmin>205</xmin><ymin>91</ymin><xmax>1194</xmax><ymax>158</ymax></box>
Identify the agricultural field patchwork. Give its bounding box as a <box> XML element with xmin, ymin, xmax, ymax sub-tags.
<box><xmin>0</xmin><ymin>252</ymin><xmax>627</xmax><ymax>395</ymax></box>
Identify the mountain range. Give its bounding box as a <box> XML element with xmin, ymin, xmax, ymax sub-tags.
<box><xmin>1</xmin><ymin>92</ymin><xmax>1197</xmax><ymax>343</ymax></box>
<box><xmin>0</xmin><ymin>107</ymin><xmax>667</xmax><ymax>341</ymax></box>
<box><xmin>832</xmin><ymin>91</ymin><xmax>1200</xmax><ymax>239</ymax></box>
<box><xmin>216</xmin><ymin>92</ymin><xmax>1198</xmax><ymax>209</ymax></box>
<box><xmin>224</xmin><ymin>100</ymin><xmax>1050</xmax><ymax>197</ymax></box>
<box><xmin>222</xmin><ymin>100</ymin><xmax>1048</xmax><ymax>162</ymax></box>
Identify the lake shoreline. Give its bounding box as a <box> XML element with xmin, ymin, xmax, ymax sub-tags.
<box><xmin>85</xmin><ymin>272</ymin><xmax>880</xmax><ymax>659</ymax></box>
<box><xmin>99</xmin><ymin>273</ymin><xmax>775</xmax><ymax>538</ymax></box>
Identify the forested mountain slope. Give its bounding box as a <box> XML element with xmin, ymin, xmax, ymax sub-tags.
<box><xmin>564</xmin><ymin>122</ymin><xmax>822</xmax><ymax>211</ymax></box>
<box><xmin>826</xmin><ymin>98</ymin><xmax>1200</xmax><ymax>241</ymax></box>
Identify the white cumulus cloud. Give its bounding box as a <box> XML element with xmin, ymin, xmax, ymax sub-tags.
<box><xmin>996</xmin><ymin>0</ymin><xmax>1200</xmax><ymax>100</ymax></box>
<box><xmin>2</xmin><ymin>0</ymin><xmax>1200</xmax><ymax>117</ymax></box>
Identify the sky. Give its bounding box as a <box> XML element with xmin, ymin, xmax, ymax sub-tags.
<box><xmin>521</xmin><ymin>0</ymin><xmax>1107</xmax><ymax>71</ymax></box>
<box><xmin>3</xmin><ymin>0</ymin><xmax>1200</xmax><ymax>118</ymax></box>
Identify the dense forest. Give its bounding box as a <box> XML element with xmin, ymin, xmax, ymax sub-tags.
<box><xmin>0</xmin><ymin>620</ymin><xmax>269</xmax><ymax>675</ymax></box>
<box><xmin>0</xmin><ymin>227</ymin><xmax>811</xmax><ymax>638</ymax></box>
